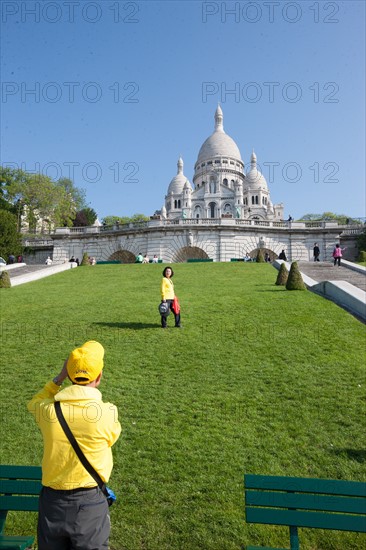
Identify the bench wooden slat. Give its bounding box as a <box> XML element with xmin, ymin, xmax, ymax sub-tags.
<box><xmin>245</xmin><ymin>490</ymin><xmax>366</xmax><ymax>514</ymax></box>
<box><xmin>0</xmin><ymin>466</ymin><xmax>42</xmax><ymax>481</ymax></box>
<box><xmin>0</xmin><ymin>481</ymin><xmax>42</xmax><ymax>496</ymax></box>
<box><xmin>245</xmin><ymin>507</ymin><xmax>366</xmax><ymax>533</ymax></box>
<box><xmin>0</xmin><ymin>464</ymin><xmax>41</xmax><ymax>547</ymax></box>
<box><xmin>245</xmin><ymin>475</ymin><xmax>366</xmax><ymax>497</ymax></box>
<box><xmin>0</xmin><ymin>534</ymin><xmax>35</xmax><ymax>550</ymax></box>
<box><xmin>0</xmin><ymin>496</ymin><xmax>39</xmax><ymax>512</ymax></box>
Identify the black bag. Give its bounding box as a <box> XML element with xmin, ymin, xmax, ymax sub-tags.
<box><xmin>54</xmin><ymin>401</ymin><xmax>116</xmax><ymax>506</ymax></box>
<box><xmin>158</xmin><ymin>301</ymin><xmax>170</xmax><ymax>315</ymax></box>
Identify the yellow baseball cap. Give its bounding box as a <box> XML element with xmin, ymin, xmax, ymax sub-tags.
<box><xmin>67</xmin><ymin>341</ymin><xmax>104</xmax><ymax>384</ymax></box>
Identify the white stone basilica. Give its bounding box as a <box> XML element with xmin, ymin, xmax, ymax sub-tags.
<box><xmin>39</xmin><ymin>106</ymin><xmax>358</xmax><ymax>265</ymax></box>
<box><xmin>162</xmin><ymin>106</ymin><xmax>283</xmax><ymax>222</ymax></box>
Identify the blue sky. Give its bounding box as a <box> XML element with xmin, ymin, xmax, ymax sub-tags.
<box><xmin>1</xmin><ymin>0</ymin><xmax>365</xmax><ymax>220</ymax></box>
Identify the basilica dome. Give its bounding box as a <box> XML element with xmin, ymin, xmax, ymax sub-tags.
<box><xmin>196</xmin><ymin>106</ymin><xmax>242</xmax><ymax>164</ymax></box>
<box><xmin>167</xmin><ymin>157</ymin><xmax>191</xmax><ymax>194</ymax></box>
<box><xmin>245</xmin><ymin>151</ymin><xmax>268</xmax><ymax>189</ymax></box>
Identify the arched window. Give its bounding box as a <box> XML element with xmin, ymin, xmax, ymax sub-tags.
<box><xmin>208</xmin><ymin>202</ymin><xmax>216</xmax><ymax>218</ymax></box>
<box><xmin>231</xmin><ymin>179</ymin><xmax>235</xmax><ymax>188</ymax></box>
<box><xmin>178</xmin><ymin>200</ymin><xmax>181</xmax><ymax>208</ymax></box>
<box><xmin>174</xmin><ymin>200</ymin><xmax>177</xmax><ymax>208</ymax></box>
<box><xmin>255</xmin><ymin>196</ymin><xmax>259</xmax><ymax>205</ymax></box>
<box><xmin>251</xmin><ymin>196</ymin><xmax>255</xmax><ymax>205</ymax></box>
<box><xmin>223</xmin><ymin>178</ymin><xmax>228</xmax><ymax>186</ymax></box>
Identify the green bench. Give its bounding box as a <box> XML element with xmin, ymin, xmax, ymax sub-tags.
<box><xmin>96</xmin><ymin>260</ymin><xmax>121</xmax><ymax>264</ymax></box>
<box><xmin>244</xmin><ymin>474</ymin><xmax>366</xmax><ymax>550</ymax></box>
<box><xmin>0</xmin><ymin>465</ymin><xmax>42</xmax><ymax>550</ymax></box>
<box><xmin>187</xmin><ymin>258</ymin><xmax>213</xmax><ymax>263</ymax></box>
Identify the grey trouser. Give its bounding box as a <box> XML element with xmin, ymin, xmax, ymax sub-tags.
<box><xmin>38</xmin><ymin>486</ymin><xmax>110</xmax><ymax>550</ymax></box>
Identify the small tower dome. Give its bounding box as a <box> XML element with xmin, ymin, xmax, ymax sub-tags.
<box><xmin>245</xmin><ymin>150</ymin><xmax>268</xmax><ymax>190</ymax></box>
<box><xmin>167</xmin><ymin>157</ymin><xmax>191</xmax><ymax>195</ymax></box>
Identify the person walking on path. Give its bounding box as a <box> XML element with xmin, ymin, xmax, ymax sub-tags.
<box><xmin>278</xmin><ymin>250</ymin><xmax>287</xmax><ymax>261</ymax></box>
<box><xmin>332</xmin><ymin>243</ymin><xmax>346</xmax><ymax>267</ymax></box>
<box><xmin>313</xmin><ymin>243</ymin><xmax>320</xmax><ymax>262</ymax></box>
<box><xmin>160</xmin><ymin>266</ymin><xmax>181</xmax><ymax>328</ymax></box>
<box><xmin>27</xmin><ymin>340</ymin><xmax>121</xmax><ymax>550</ymax></box>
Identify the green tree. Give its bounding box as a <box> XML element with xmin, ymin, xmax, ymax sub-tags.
<box><xmin>299</xmin><ymin>212</ymin><xmax>359</xmax><ymax>224</ymax></box>
<box><xmin>73</xmin><ymin>207</ymin><xmax>98</xmax><ymax>227</ymax></box>
<box><xmin>0</xmin><ymin>210</ymin><xmax>22</xmax><ymax>259</ymax></box>
<box><xmin>256</xmin><ymin>249</ymin><xmax>265</xmax><ymax>263</ymax></box>
<box><xmin>57</xmin><ymin>178</ymin><xmax>86</xmax><ymax>211</ymax></box>
<box><xmin>102</xmin><ymin>214</ymin><xmax>149</xmax><ymax>226</ymax></box>
<box><xmin>286</xmin><ymin>261</ymin><xmax>307</xmax><ymax>291</ymax></box>
<box><xmin>0</xmin><ymin>167</ymin><xmax>28</xmax><ymax>213</ymax></box>
<box><xmin>275</xmin><ymin>263</ymin><xmax>288</xmax><ymax>286</ymax></box>
<box><xmin>80</xmin><ymin>252</ymin><xmax>90</xmax><ymax>266</ymax></box>
<box><xmin>0</xmin><ymin>271</ymin><xmax>11</xmax><ymax>288</ymax></box>
<box><xmin>0</xmin><ymin>167</ymin><xmax>87</xmax><ymax>231</ymax></box>
<box><xmin>130</xmin><ymin>213</ymin><xmax>149</xmax><ymax>223</ymax></box>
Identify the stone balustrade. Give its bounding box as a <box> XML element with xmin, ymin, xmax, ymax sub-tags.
<box><xmin>48</xmin><ymin>219</ymin><xmax>363</xmax><ymax>236</ymax></box>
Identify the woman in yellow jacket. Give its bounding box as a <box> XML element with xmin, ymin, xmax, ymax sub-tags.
<box><xmin>160</xmin><ymin>266</ymin><xmax>181</xmax><ymax>328</ymax></box>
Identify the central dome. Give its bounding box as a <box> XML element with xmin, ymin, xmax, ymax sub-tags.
<box><xmin>196</xmin><ymin>106</ymin><xmax>242</xmax><ymax>164</ymax></box>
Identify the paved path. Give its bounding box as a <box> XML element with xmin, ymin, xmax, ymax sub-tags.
<box><xmin>7</xmin><ymin>264</ymin><xmax>51</xmax><ymax>279</ymax></box>
<box><xmin>298</xmin><ymin>262</ymin><xmax>366</xmax><ymax>292</ymax></box>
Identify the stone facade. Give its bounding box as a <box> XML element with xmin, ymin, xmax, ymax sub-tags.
<box><xmin>22</xmin><ymin>107</ymin><xmax>363</xmax><ymax>264</ymax></box>
<box><xmin>44</xmin><ymin>220</ymin><xmax>359</xmax><ymax>264</ymax></box>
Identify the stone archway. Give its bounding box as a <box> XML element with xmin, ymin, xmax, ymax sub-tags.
<box><xmin>109</xmin><ymin>250</ymin><xmax>136</xmax><ymax>263</ymax></box>
<box><xmin>172</xmin><ymin>246</ymin><xmax>210</xmax><ymax>263</ymax></box>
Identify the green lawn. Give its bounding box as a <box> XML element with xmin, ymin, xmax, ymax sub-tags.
<box><xmin>0</xmin><ymin>263</ymin><xmax>365</xmax><ymax>550</ymax></box>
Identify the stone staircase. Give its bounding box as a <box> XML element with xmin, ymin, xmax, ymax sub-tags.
<box><xmin>298</xmin><ymin>262</ymin><xmax>366</xmax><ymax>292</ymax></box>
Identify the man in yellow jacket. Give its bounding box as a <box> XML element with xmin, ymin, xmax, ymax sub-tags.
<box><xmin>27</xmin><ymin>340</ymin><xmax>121</xmax><ymax>550</ymax></box>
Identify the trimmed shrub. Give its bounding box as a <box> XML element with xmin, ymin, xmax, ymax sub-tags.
<box><xmin>275</xmin><ymin>262</ymin><xmax>288</xmax><ymax>286</ymax></box>
<box><xmin>80</xmin><ymin>252</ymin><xmax>89</xmax><ymax>266</ymax></box>
<box><xmin>358</xmin><ymin>250</ymin><xmax>366</xmax><ymax>262</ymax></box>
<box><xmin>286</xmin><ymin>261</ymin><xmax>306</xmax><ymax>290</ymax></box>
<box><xmin>256</xmin><ymin>249</ymin><xmax>265</xmax><ymax>263</ymax></box>
<box><xmin>0</xmin><ymin>271</ymin><xmax>11</xmax><ymax>288</ymax></box>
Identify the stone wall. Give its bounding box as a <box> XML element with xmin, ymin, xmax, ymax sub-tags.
<box><xmin>24</xmin><ymin>221</ymin><xmax>362</xmax><ymax>264</ymax></box>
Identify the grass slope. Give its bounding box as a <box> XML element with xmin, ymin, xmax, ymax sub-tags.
<box><xmin>0</xmin><ymin>263</ymin><xmax>365</xmax><ymax>549</ymax></box>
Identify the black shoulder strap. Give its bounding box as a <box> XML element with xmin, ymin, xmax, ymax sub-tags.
<box><xmin>54</xmin><ymin>401</ymin><xmax>106</xmax><ymax>492</ymax></box>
